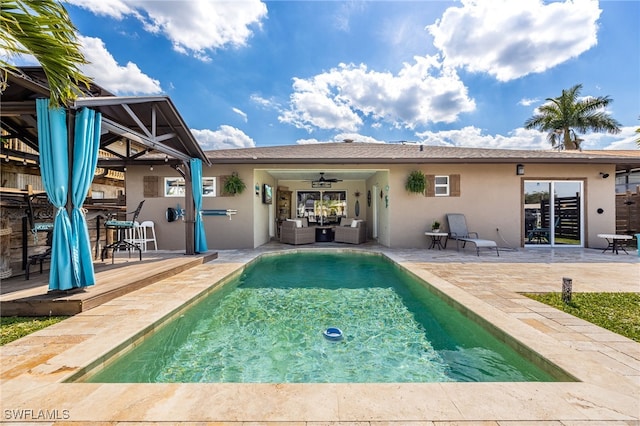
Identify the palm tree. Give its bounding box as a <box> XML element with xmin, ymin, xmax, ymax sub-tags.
<box><xmin>635</xmin><ymin>117</ymin><xmax>640</xmax><ymax>147</ymax></box>
<box><xmin>524</xmin><ymin>84</ymin><xmax>621</xmax><ymax>150</ymax></box>
<box><xmin>0</xmin><ymin>0</ymin><xmax>91</xmax><ymax>107</ymax></box>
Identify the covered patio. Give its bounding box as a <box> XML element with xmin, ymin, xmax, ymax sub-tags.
<box><xmin>1</xmin><ymin>67</ymin><xmax>212</xmax><ymax>289</ymax></box>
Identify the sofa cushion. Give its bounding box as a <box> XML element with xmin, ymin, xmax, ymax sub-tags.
<box><xmin>341</xmin><ymin>217</ymin><xmax>353</xmax><ymax>227</ymax></box>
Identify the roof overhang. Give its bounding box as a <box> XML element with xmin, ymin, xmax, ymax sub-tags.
<box><xmin>204</xmin><ymin>143</ymin><xmax>639</xmax><ymax>172</ymax></box>
<box><xmin>0</xmin><ymin>67</ymin><xmax>210</xmax><ymax>167</ymax></box>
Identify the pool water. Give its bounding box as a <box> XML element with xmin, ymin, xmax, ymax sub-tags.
<box><xmin>86</xmin><ymin>252</ymin><xmax>562</xmax><ymax>383</ymax></box>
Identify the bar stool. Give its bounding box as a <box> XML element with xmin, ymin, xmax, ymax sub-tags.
<box><xmin>101</xmin><ymin>200</ymin><xmax>145</xmax><ymax>263</ymax></box>
<box><xmin>138</xmin><ymin>220</ymin><xmax>157</xmax><ymax>251</ymax></box>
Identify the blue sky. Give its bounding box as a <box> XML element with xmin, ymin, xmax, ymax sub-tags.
<box><xmin>41</xmin><ymin>1</ymin><xmax>640</xmax><ymax>150</ymax></box>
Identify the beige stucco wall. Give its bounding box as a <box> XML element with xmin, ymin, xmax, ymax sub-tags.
<box><xmin>124</xmin><ymin>161</ymin><xmax>616</xmax><ymax>250</ymax></box>
<box><xmin>388</xmin><ymin>162</ymin><xmax>616</xmax><ymax>249</ymax></box>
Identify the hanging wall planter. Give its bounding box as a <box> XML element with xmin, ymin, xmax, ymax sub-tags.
<box><xmin>405</xmin><ymin>170</ymin><xmax>426</xmax><ymax>194</ymax></box>
<box><xmin>223</xmin><ymin>172</ymin><xmax>246</xmax><ymax>196</ymax></box>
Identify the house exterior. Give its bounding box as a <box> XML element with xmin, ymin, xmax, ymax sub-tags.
<box><xmin>123</xmin><ymin>142</ymin><xmax>640</xmax><ymax>251</ymax></box>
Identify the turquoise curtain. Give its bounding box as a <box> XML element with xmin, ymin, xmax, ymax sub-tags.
<box><xmin>190</xmin><ymin>158</ymin><xmax>208</xmax><ymax>253</ymax></box>
<box><xmin>71</xmin><ymin>108</ymin><xmax>102</xmax><ymax>287</ymax></box>
<box><xmin>37</xmin><ymin>100</ymin><xmax>101</xmax><ymax>290</ymax></box>
<box><xmin>36</xmin><ymin>99</ymin><xmax>74</xmax><ymax>290</ymax></box>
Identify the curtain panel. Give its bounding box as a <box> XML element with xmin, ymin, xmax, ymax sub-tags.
<box><xmin>190</xmin><ymin>158</ymin><xmax>208</xmax><ymax>253</ymax></box>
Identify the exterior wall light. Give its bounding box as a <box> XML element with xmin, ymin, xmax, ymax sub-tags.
<box><xmin>516</xmin><ymin>164</ymin><xmax>525</xmax><ymax>176</ymax></box>
<box><xmin>599</xmin><ymin>172</ymin><xmax>609</xmax><ymax>179</ymax></box>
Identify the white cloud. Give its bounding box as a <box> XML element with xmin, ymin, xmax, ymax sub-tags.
<box><xmin>192</xmin><ymin>125</ymin><xmax>255</xmax><ymax>150</ymax></box>
<box><xmin>518</xmin><ymin>97</ymin><xmax>539</xmax><ymax>107</ymax></box>
<box><xmin>414</xmin><ymin>125</ymin><xmax>639</xmax><ymax>151</ymax></box>
<box><xmin>416</xmin><ymin>126</ymin><xmax>549</xmax><ymax>150</ymax></box>
<box><xmin>296</xmin><ymin>133</ymin><xmax>385</xmax><ymax>145</ymax></box>
<box><xmin>79</xmin><ymin>36</ymin><xmax>161</xmax><ymax>94</ymax></box>
<box><xmin>586</xmin><ymin>127</ymin><xmax>639</xmax><ymax>150</ymax></box>
<box><xmin>250</xmin><ymin>94</ymin><xmax>279</xmax><ymax>109</ymax></box>
<box><xmin>332</xmin><ymin>1</ymin><xmax>366</xmax><ymax>32</ymax></box>
<box><xmin>427</xmin><ymin>0</ymin><xmax>601</xmax><ymax>81</ymax></box>
<box><xmin>65</xmin><ymin>0</ymin><xmax>135</xmax><ymax>19</ymax></box>
<box><xmin>333</xmin><ymin>133</ymin><xmax>385</xmax><ymax>144</ymax></box>
<box><xmin>67</xmin><ymin>0</ymin><xmax>267</xmax><ymax>61</ymax></box>
<box><xmin>280</xmin><ymin>59</ymin><xmax>475</xmax><ymax>133</ymax></box>
<box><xmin>232</xmin><ymin>107</ymin><xmax>248</xmax><ymax>122</ymax></box>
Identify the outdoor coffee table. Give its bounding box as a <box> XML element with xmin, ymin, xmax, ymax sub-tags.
<box><xmin>597</xmin><ymin>234</ymin><xmax>632</xmax><ymax>254</ymax></box>
<box><xmin>315</xmin><ymin>226</ymin><xmax>335</xmax><ymax>242</ymax></box>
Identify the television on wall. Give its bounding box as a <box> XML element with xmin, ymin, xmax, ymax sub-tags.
<box><xmin>263</xmin><ymin>183</ymin><xmax>273</xmax><ymax>204</ymax></box>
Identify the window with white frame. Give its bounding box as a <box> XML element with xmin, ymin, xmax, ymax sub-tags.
<box><xmin>434</xmin><ymin>175</ymin><xmax>449</xmax><ymax>196</ymax></box>
<box><xmin>164</xmin><ymin>177</ymin><xmax>216</xmax><ymax>197</ymax></box>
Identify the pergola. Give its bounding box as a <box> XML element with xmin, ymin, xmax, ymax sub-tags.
<box><xmin>1</xmin><ymin>67</ymin><xmax>211</xmax><ymax>283</ymax></box>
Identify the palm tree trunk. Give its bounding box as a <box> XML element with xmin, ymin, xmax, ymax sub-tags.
<box><xmin>563</xmin><ymin>128</ymin><xmax>577</xmax><ymax>150</ymax></box>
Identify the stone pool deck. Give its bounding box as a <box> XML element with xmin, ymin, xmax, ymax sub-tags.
<box><xmin>0</xmin><ymin>244</ymin><xmax>638</xmax><ymax>425</ymax></box>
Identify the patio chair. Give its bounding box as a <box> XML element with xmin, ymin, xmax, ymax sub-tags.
<box><xmin>334</xmin><ymin>218</ymin><xmax>367</xmax><ymax>244</ymax></box>
<box><xmin>445</xmin><ymin>213</ymin><xmax>499</xmax><ymax>256</ymax></box>
<box><xmin>280</xmin><ymin>218</ymin><xmax>315</xmax><ymax>245</ymax></box>
<box><xmin>101</xmin><ymin>200</ymin><xmax>145</xmax><ymax>263</ymax></box>
<box><xmin>24</xmin><ymin>193</ymin><xmax>54</xmax><ymax>280</ymax></box>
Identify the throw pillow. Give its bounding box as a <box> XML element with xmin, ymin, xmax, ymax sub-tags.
<box><xmin>351</xmin><ymin>220</ymin><xmax>360</xmax><ymax>228</ymax></box>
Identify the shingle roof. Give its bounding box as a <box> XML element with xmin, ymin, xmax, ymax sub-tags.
<box><xmin>205</xmin><ymin>142</ymin><xmax>640</xmax><ymax>167</ymax></box>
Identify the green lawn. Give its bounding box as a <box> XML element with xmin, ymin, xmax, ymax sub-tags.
<box><xmin>524</xmin><ymin>292</ymin><xmax>640</xmax><ymax>342</ymax></box>
<box><xmin>0</xmin><ymin>316</ymin><xmax>68</xmax><ymax>346</ymax></box>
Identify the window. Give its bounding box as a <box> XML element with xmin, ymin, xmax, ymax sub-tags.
<box><xmin>434</xmin><ymin>175</ymin><xmax>449</xmax><ymax>196</ymax></box>
<box><xmin>425</xmin><ymin>174</ymin><xmax>460</xmax><ymax>197</ymax></box>
<box><xmin>202</xmin><ymin>178</ymin><xmax>216</xmax><ymax>197</ymax></box>
<box><xmin>164</xmin><ymin>177</ymin><xmax>216</xmax><ymax>197</ymax></box>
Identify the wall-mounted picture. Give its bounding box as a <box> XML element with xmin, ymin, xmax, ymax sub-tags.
<box><xmin>164</xmin><ymin>177</ymin><xmax>216</xmax><ymax>197</ymax></box>
<box><xmin>263</xmin><ymin>183</ymin><xmax>273</xmax><ymax>204</ymax></box>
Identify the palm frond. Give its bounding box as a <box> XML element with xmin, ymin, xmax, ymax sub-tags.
<box><xmin>523</xmin><ymin>83</ymin><xmax>621</xmax><ymax>150</ymax></box>
<box><xmin>0</xmin><ymin>0</ymin><xmax>92</xmax><ymax>106</ymax></box>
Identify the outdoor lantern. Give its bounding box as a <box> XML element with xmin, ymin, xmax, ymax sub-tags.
<box><xmin>516</xmin><ymin>164</ymin><xmax>525</xmax><ymax>176</ymax></box>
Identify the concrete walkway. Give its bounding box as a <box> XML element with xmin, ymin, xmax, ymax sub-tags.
<box><xmin>1</xmin><ymin>245</ymin><xmax>638</xmax><ymax>425</ymax></box>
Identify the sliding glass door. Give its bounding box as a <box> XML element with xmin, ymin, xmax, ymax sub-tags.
<box><xmin>523</xmin><ymin>180</ymin><xmax>583</xmax><ymax>247</ymax></box>
<box><xmin>296</xmin><ymin>190</ymin><xmax>347</xmax><ymax>225</ymax></box>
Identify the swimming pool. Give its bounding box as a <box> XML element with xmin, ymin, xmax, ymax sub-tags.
<box><xmin>84</xmin><ymin>251</ymin><xmax>568</xmax><ymax>383</ymax></box>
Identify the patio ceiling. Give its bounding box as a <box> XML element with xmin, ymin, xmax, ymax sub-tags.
<box><xmin>265</xmin><ymin>169</ymin><xmax>380</xmax><ymax>182</ymax></box>
<box><xmin>0</xmin><ymin>67</ymin><xmax>210</xmax><ymax>169</ymax></box>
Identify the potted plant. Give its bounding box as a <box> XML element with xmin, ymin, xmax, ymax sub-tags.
<box><xmin>431</xmin><ymin>220</ymin><xmax>441</xmax><ymax>232</ymax></box>
<box><xmin>405</xmin><ymin>170</ymin><xmax>426</xmax><ymax>194</ymax></box>
<box><xmin>223</xmin><ymin>172</ymin><xmax>246</xmax><ymax>196</ymax></box>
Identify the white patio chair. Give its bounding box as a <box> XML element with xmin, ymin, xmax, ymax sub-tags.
<box><xmin>138</xmin><ymin>220</ymin><xmax>158</xmax><ymax>251</ymax></box>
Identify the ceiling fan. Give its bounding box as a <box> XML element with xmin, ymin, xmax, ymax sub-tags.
<box><xmin>307</xmin><ymin>172</ymin><xmax>343</xmax><ymax>183</ymax></box>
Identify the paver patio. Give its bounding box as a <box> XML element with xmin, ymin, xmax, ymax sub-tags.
<box><xmin>1</xmin><ymin>243</ymin><xmax>638</xmax><ymax>425</ymax></box>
